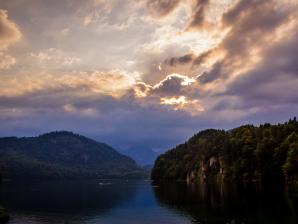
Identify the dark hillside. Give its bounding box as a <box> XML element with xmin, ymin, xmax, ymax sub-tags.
<box><xmin>151</xmin><ymin>118</ymin><xmax>298</xmax><ymax>185</ymax></box>
<box><xmin>0</xmin><ymin>131</ymin><xmax>145</xmax><ymax>179</ymax></box>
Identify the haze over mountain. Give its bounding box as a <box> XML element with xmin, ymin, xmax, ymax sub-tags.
<box><xmin>118</xmin><ymin>147</ymin><xmax>160</xmax><ymax>166</ymax></box>
<box><xmin>0</xmin><ymin>131</ymin><xmax>145</xmax><ymax>179</ymax></box>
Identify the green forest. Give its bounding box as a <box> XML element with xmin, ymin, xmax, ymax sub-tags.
<box><xmin>151</xmin><ymin>118</ymin><xmax>298</xmax><ymax>185</ymax></box>
<box><xmin>0</xmin><ymin>131</ymin><xmax>145</xmax><ymax>179</ymax></box>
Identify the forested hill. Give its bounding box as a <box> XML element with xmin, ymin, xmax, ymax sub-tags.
<box><xmin>0</xmin><ymin>131</ymin><xmax>145</xmax><ymax>179</ymax></box>
<box><xmin>151</xmin><ymin>118</ymin><xmax>298</xmax><ymax>185</ymax></box>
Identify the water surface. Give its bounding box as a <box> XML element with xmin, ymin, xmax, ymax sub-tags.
<box><xmin>0</xmin><ymin>180</ymin><xmax>297</xmax><ymax>224</ymax></box>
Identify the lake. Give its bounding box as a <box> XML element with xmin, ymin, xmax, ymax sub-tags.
<box><xmin>0</xmin><ymin>179</ymin><xmax>297</xmax><ymax>224</ymax></box>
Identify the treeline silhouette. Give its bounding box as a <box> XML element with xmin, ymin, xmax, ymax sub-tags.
<box><xmin>152</xmin><ymin>118</ymin><xmax>298</xmax><ymax>185</ymax></box>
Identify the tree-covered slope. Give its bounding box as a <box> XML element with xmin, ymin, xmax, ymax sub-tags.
<box><xmin>151</xmin><ymin>118</ymin><xmax>298</xmax><ymax>184</ymax></box>
<box><xmin>0</xmin><ymin>131</ymin><xmax>145</xmax><ymax>179</ymax></box>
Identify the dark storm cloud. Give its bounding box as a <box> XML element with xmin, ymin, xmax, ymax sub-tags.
<box><xmin>147</xmin><ymin>0</ymin><xmax>182</xmax><ymax>17</ymax></box>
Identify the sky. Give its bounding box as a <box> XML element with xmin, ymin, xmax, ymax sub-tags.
<box><xmin>0</xmin><ymin>0</ymin><xmax>297</xmax><ymax>152</ymax></box>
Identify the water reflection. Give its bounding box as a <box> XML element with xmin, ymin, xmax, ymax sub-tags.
<box><xmin>153</xmin><ymin>181</ymin><xmax>298</xmax><ymax>224</ymax></box>
<box><xmin>0</xmin><ymin>179</ymin><xmax>138</xmax><ymax>223</ymax></box>
<box><xmin>0</xmin><ymin>179</ymin><xmax>297</xmax><ymax>224</ymax></box>
<box><xmin>0</xmin><ymin>180</ymin><xmax>193</xmax><ymax>224</ymax></box>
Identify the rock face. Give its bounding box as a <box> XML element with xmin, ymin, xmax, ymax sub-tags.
<box><xmin>186</xmin><ymin>156</ymin><xmax>225</xmax><ymax>183</ymax></box>
<box><xmin>151</xmin><ymin>118</ymin><xmax>298</xmax><ymax>185</ymax></box>
<box><xmin>0</xmin><ymin>131</ymin><xmax>145</xmax><ymax>179</ymax></box>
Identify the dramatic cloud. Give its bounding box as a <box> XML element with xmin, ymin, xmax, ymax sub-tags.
<box><xmin>147</xmin><ymin>0</ymin><xmax>182</xmax><ymax>17</ymax></box>
<box><xmin>0</xmin><ymin>69</ymin><xmax>140</xmax><ymax>98</ymax></box>
<box><xmin>0</xmin><ymin>0</ymin><xmax>297</xmax><ymax>153</ymax></box>
<box><xmin>197</xmin><ymin>0</ymin><xmax>296</xmax><ymax>83</ymax></box>
<box><xmin>164</xmin><ymin>54</ymin><xmax>194</xmax><ymax>66</ymax></box>
<box><xmin>0</xmin><ymin>9</ymin><xmax>21</xmax><ymax>70</ymax></box>
<box><xmin>226</xmin><ymin>26</ymin><xmax>298</xmax><ymax>105</ymax></box>
<box><xmin>0</xmin><ymin>9</ymin><xmax>21</xmax><ymax>49</ymax></box>
<box><xmin>187</xmin><ymin>0</ymin><xmax>210</xmax><ymax>29</ymax></box>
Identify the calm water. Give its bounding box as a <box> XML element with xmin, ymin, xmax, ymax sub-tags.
<box><xmin>0</xmin><ymin>179</ymin><xmax>297</xmax><ymax>224</ymax></box>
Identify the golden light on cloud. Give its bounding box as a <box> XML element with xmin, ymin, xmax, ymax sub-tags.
<box><xmin>0</xmin><ymin>9</ymin><xmax>21</xmax><ymax>71</ymax></box>
<box><xmin>180</xmin><ymin>75</ymin><xmax>195</xmax><ymax>86</ymax></box>
<box><xmin>133</xmin><ymin>82</ymin><xmax>152</xmax><ymax>98</ymax></box>
<box><xmin>160</xmin><ymin>95</ymin><xmax>204</xmax><ymax>115</ymax></box>
<box><xmin>58</xmin><ymin>70</ymin><xmax>139</xmax><ymax>98</ymax></box>
<box><xmin>0</xmin><ymin>70</ymin><xmax>141</xmax><ymax>98</ymax></box>
<box><xmin>0</xmin><ymin>9</ymin><xmax>22</xmax><ymax>50</ymax></box>
<box><xmin>228</xmin><ymin>47</ymin><xmax>263</xmax><ymax>80</ymax></box>
<box><xmin>160</xmin><ymin>96</ymin><xmax>187</xmax><ymax>106</ymax></box>
<box><xmin>0</xmin><ymin>0</ymin><xmax>297</xmax><ymax>134</ymax></box>
<box><xmin>153</xmin><ymin>73</ymin><xmax>196</xmax><ymax>89</ymax></box>
<box><xmin>133</xmin><ymin>73</ymin><xmax>197</xmax><ymax>99</ymax></box>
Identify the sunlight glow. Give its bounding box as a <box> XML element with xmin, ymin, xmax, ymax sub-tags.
<box><xmin>160</xmin><ymin>95</ymin><xmax>204</xmax><ymax>115</ymax></box>
<box><xmin>160</xmin><ymin>96</ymin><xmax>187</xmax><ymax>106</ymax></box>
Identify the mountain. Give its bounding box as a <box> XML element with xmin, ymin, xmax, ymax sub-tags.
<box><xmin>0</xmin><ymin>131</ymin><xmax>145</xmax><ymax>179</ymax></box>
<box><xmin>118</xmin><ymin>147</ymin><xmax>159</xmax><ymax>166</ymax></box>
<box><xmin>151</xmin><ymin>118</ymin><xmax>298</xmax><ymax>185</ymax></box>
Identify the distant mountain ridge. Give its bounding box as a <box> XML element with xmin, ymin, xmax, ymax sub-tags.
<box><xmin>118</xmin><ymin>147</ymin><xmax>159</xmax><ymax>166</ymax></box>
<box><xmin>0</xmin><ymin>131</ymin><xmax>145</xmax><ymax>179</ymax></box>
<box><xmin>151</xmin><ymin>118</ymin><xmax>298</xmax><ymax>185</ymax></box>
